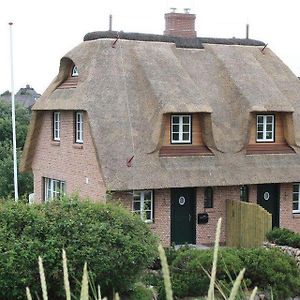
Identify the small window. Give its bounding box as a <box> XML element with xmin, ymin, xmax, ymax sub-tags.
<box><xmin>53</xmin><ymin>112</ymin><xmax>60</xmax><ymax>141</ymax></box>
<box><xmin>204</xmin><ymin>187</ymin><xmax>213</xmax><ymax>208</ymax></box>
<box><xmin>75</xmin><ymin>111</ymin><xmax>83</xmax><ymax>143</ymax></box>
<box><xmin>256</xmin><ymin>115</ymin><xmax>274</xmax><ymax>142</ymax></box>
<box><xmin>240</xmin><ymin>185</ymin><xmax>249</xmax><ymax>202</ymax></box>
<box><xmin>171</xmin><ymin>114</ymin><xmax>191</xmax><ymax>144</ymax></box>
<box><xmin>132</xmin><ymin>190</ymin><xmax>154</xmax><ymax>223</ymax></box>
<box><xmin>44</xmin><ymin>177</ymin><xmax>65</xmax><ymax>201</ymax></box>
<box><xmin>293</xmin><ymin>184</ymin><xmax>300</xmax><ymax>213</ymax></box>
<box><xmin>71</xmin><ymin>65</ymin><xmax>78</xmax><ymax>77</ymax></box>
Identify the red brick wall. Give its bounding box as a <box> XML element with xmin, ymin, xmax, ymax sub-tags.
<box><xmin>280</xmin><ymin>183</ymin><xmax>300</xmax><ymax>233</ymax></box>
<box><xmin>31</xmin><ymin>111</ymin><xmax>106</xmax><ymax>202</ymax></box>
<box><xmin>164</xmin><ymin>13</ymin><xmax>197</xmax><ymax>38</ymax></box>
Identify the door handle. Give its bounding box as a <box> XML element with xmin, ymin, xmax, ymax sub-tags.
<box><xmin>189</xmin><ymin>214</ymin><xmax>191</xmax><ymax>222</ymax></box>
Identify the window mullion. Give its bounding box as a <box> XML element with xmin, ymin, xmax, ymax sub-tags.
<box><xmin>179</xmin><ymin>116</ymin><xmax>183</xmax><ymax>142</ymax></box>
<box><xmin>263</xmin><ymin>116</ymin><xmax>267</xmax><ymax>140</ymax></box>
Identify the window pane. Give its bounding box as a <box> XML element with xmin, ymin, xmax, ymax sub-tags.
<box><xmin>182</xmin><ymin>133</ymin><xmax>190</xmax><ymax>141</ymax></box>
<box><xmin>144</xmin><ymin>191</ymin><xmax>152</xmax><ymax>200</ymax></box>
<box><xmin>145</xmin><ymin>211</ymin><xmax>151</xmax><ymax>221</ymax></box>
<box><xmin>172</xmin><ymin>125</ymin><xmax>179</xmax><ymax>132</ymax></box>
<box><xmin>183</xmin><ymin>125</ymin><xmax>190</xmax><ymax>132</ymax></box>
<box><xmin>266</xmin><ymin>124</ymin><xmax>273</xmax><ymax>131</ymax></box>
<box><xmin>293</xmin><ymin>184</ymin><xmax>299</xmax><ymax>193</ymax></box>
<box><xmin>266</xmin><ymin>116</ymin><xmax>273</xmax><ymax>123</ymax></box>
<box><xmin>257</xmin><ymin>116</ymin><xmax>263</xmax><ymax>123</ymax></box>
<box><xmin>293</xmin><ymin>202</ymin><xmax>298</xmax><ymax>211</ymax></box>
<box><xmin>257</xmin><ymin>132</ymin><xmax>263</xmax><ymax>140</ymax></box>
<box><xmin>133</xmin><ymin>192</ymin><xmax>141</xmax><ymax>201</ymax></box>
<box><xmin>266</xmin><ymin>132</ymin><xmax>273</xmax><ymax>140</ymax></box>
<box><xmin>133</xmin><ymin>201</ymin><xmax>141</xmax><ymax>211</ymax></box>
<box><xmin>172</xmin><ymin>133</ymin><xmax>179</xmax><ymax>141</ymax></box>
<box><xmin>144</xmin><ymin>200</ymin><xmax>152</xmax><ymax>210</ymax></box>
<box><xmin>182</xmin><ymin>116</ymin><xmax>190</xmax><ymax>124</ymax></box>
<box><xmin>172</xmin><ymin>116</ymin><xmax>179</xmax><ymax>124</ymax></box>
<box><xmin>257</xmin><ymin>124</ymin><xmax>263</xmax><ymax>131</ymax></box>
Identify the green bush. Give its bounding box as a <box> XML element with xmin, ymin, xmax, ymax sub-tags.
<box><xmin>0</xmin><ymin>197</ymin><xmax>157</xmax><ymax>299</ymax></box>
<box><xmin>266</xmin><ymin>227</ymin><xmax>300</xmax><ymax>248</ymax></box>
<box><xmin>238</xmin><ymin>248</ymin><xmax>300</xmax><ymax>299</ymax></box>
<box><xmin>170</xmin><ymin>248</ymin><xmax>243</xmax><ymax>298</ymax></box>
<box><xmin>150</xmin><ymin>247</ymin><xmax>300</xmax><ymax>299</ymax></box>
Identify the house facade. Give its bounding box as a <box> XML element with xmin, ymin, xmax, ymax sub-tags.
<box><xmin>21</xmin><ymin>12</ymin><xmax>300</xmax><ymax>246</ymax></box>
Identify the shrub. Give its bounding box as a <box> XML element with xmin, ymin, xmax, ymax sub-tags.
<box><xmin>170</xmin><ymin>248</ymin><xmax>243</xmax><ymax>298</ymax></box>
<box><xmin>238</xmin><ymin>247</ymin><xmax>300</xmax><ymax>299</ymax></box>
<box><xmin>0</xmin><ymin>197</ymin><xmax>157</xmax><ymax>299</ymax></box>
<box><xmin>266</xmin><ymin>227</ymin><xmax>300</xmax><ymax>248</ymax></box>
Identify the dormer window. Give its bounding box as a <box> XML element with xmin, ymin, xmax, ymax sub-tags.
<box><xmin>171</xmin><ymin>114</ymin><xmax>191</xmax><ymax>144</ymax></box>
<box><xmin>71</xmin><ymin>65</ymin><xmax>79</xmax><ymax>77</ymax></box>
<box><xmin>256</xmin><ymin>115</ymin><xmax>274</xmax><ymax>142</ymax></box>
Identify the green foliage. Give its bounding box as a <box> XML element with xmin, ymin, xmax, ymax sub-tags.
<box><xmin>128</xmin><ymin>283</ymin><xmax>154</xmax><ymax>300</ymax></box>
<box><xmin>0</xmin><ymin>100</ymin><xmax>33</xmax><ymax>198</ymax></box>
<box><xmin>0</xmin><ymin>197</ymin><xmax>158</xmax><ymax>299</ymax></box>
<box><xmin>237</xmin><ymin>247</ymin><xmax>300</xmax><ymax>299</ymax></box>
<box><xmin>266</xmin><ymin>227</ymin><xmax>300</xmax><ymax>248</ymax></box>
<box><xmin>147</xmin><ymin>247</ymin><xmax>300</xmax><ymax>299</ymax></box>
<box><xmin>170</xmin><ymin>248</ymin><xmax>243</xmax><ymax>298</ymax></box>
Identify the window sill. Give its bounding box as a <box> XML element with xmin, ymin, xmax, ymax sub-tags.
<box><xmin>73</xmin><ymin>143</ymin><xmax>83</xmax><ymax>149</ymax></box>
<box><xmin>292</xmin><ymin>212</ymin><xmax>300</xmax><ymax>217</ymax></box>
<box><xmin>159</xmin><ymin>145</ymin><xmax>213</xmax><ymax>157</ymax></box>
<box><xmin>245</xmin><ymin>143</ymin><xmax>295</xmax><ymax>155</ymax></box>
<box><xmin>51</xmin><ymin>141</ymin><xmax>60</xmax><ymax>146</ymax></box>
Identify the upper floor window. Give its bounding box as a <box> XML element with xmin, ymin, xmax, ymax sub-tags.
<box><xmin>240</xmin><ymin>185</ymin><xmax>249</xmax><ymax>202</ymax></box>
<box><xmin>75</xmin><ymin>112</ymin><xmax>83</xmax><ymax>143</ymax></box>
<box><xmin>132</xmin><ymin>190</ymin><xmax>153</xmax><ymax>223</ymax></box>
<box><xmin>293</xmin><ymin>184</ymin><xmax>300</xmax><ymax>213</ymax></box>
<box><xmin>71</xmin><ymin>65</ymin><xmax>79</xmax><ymax>77</ymax></box>
<box><xmin>44</xmin><ymin>177</ymin><xmax>65</xmax><ymax>202</ymax></box>
<box><xmin>53</xmin><ymin>112</ymin><xmax>60</xmax><ymax>141</ymax></box>
<box><xmin>256</xmin><ymin>115</ymin><xmax>274</xmax><ymax>142</ymax></box>
<box><xmin>171</xmin><ymin>114</ymin><xmax>191</xmax><ymax>144</ymax></box>
<box><xmin>204</xmin><ymin>187</ymin><xmax>213</xmax><ymax>208</ymax></box>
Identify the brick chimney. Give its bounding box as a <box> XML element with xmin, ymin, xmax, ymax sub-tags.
<box><xmin>164</xmin><ymin>8</ymin><xmax>196</xmax><ymax>38</ymax></box>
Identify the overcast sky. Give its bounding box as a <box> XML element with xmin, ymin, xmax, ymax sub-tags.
<box><xmin>1</xmin><ymin>0</ymin><xmax>300</xmax><ymax>95</ymax></box>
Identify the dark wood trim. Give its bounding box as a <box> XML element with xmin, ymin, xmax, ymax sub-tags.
<box><xmin>160</xmin><ymin>145</ymin><xmax>213</xmax><ymax>157</ymax></box>
<box><xmin>246</xmin><ymin>143</ymin><xmax>295</xmax><ymax>155</ymax></box>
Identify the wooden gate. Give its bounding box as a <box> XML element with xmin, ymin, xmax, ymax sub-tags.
<box><xmin>226</xmin><ymin>199</ymin><xmax>272</xmax><ymax>248</ymax></box>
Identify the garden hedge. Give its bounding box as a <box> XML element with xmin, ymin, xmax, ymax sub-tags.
<box><xmin>0</xmin><ymin>197</ymin><xmax>157</xmax><ymax>299</ymax></box>
<box><xmin>266</xmin><ymin>227</ymin><xmax>300</xmax><ymax>248</ymax></box>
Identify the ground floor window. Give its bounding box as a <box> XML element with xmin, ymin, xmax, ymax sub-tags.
<box><xmin>204</xmin><ymin>187</ymin><xmax>213</xmax><ymax>208</ymax></box>
<box><xmin>132</xmin><ymin>190</ymin><xmax>153</xmax><ymax>223</ymax></box>
<box><xmin>44</xmin><ymin>177</ymin><xmax>65</xmax><ymax>201</ymax></box>
<box><xmin>293</xmin><ymin>184</ymin><xmax>300</xmax><ymax>213</ymax></box>
<box><xmin>240</xmin><ymin>185</ymin><xmax>249</xmax><ymax>202</ymax></box>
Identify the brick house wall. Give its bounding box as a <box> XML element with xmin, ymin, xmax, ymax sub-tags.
<box><xmin>31</xmin><ymin>111</ymin><xmax>106</xmax><ymax>202</ymax></box>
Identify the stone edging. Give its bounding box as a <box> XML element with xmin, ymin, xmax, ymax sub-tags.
<box><xmin>263</xmin><ymin>242</ymin><xmax>300</xmax><ymax>268</ymax></box>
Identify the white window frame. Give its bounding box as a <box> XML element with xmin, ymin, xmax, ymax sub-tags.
<box><xmin>132</xmin><ymin>190</ymin><xmax>153</xmax><ymax>223</ymax></box>
<box><xmin>44</xmin><ymin>177</ymin><xmax>65</xmax><ymax>202</ymax></box>
<box><xmin>71</xmin><ymin>65</ymin><xmax>78</xmax><ymax>77</ymax></box>
<box><xmin>53</xmin><ymin>112</ymin><xmax>60</xmax><ymax>141</ymax></box>
<box><xmin>293</xmin><ymin>183</ymin><xmax>300</xmax><ymax>213</ymax></box>
<box><xmin>256</xmin><ymin>114</ymin><xmax>275</xmax><ymax>142</ymax></box>
<box><xmin>171</xmin><ymin>114</ymin><xmax>192</xmax><ymax>144</ymax></box>
<box><xmin>75</xmin><ymin>111</ymin><xmax>84</xmax><ymax>143</ymax></box>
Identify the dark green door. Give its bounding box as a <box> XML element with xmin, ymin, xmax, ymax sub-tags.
<box><xmin>171</xmin><ymin>188</ymin><xmax>196</xmax><ymax>244</ymax></box>
<box><xmin>257</xmin><ymin>184</ymin><xmax>280</xmax><ymax>228</ymax></box>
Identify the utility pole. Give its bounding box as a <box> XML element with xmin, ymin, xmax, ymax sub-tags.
<box><xmin>9</xmin><ymin>22</ymin><xmax>19</xmax><ymax>202</ymax></box>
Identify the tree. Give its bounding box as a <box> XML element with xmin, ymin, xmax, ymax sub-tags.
<box><xmin>0</xmin><ymin>100</ymin><xmax>33</xmax><ymax>198</ymax></box>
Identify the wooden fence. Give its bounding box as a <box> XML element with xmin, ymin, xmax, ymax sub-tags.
<box><xmin>226</xmin><ymin>199</ymin><xmax>272</xmax><ymax>248</ymax></box>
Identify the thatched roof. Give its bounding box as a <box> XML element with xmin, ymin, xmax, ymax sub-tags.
<box><xmin>21</xmin><ymin>32</ymin><xmax>300</xmax><ymax>190</ymax></box>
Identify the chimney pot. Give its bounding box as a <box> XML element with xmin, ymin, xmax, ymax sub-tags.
<box><xmin>184</xmin><ymin>8</ymin><xmax>191</xmax><ymax>14</ymax></box>
<box><xmin>170</xmin><ymin>7</ymin><xmax>177</xmax><ymax>13</ymax></box>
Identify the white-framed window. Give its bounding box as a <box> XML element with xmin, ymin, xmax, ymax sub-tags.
<box><xmin>132</xmin><ymin>190</ymin><xmax>153</xmax><ymax>223</ymax></box>
<box><xmin>293</xmin><ymin>184</ymin><xmax>300</xmax><ymax>213</ymax></box>
<box><xmin>75</xmin><ymin>111</ymin><xmax>83</xmax><ymax>143</ymax></box>
<box><xmin>44</xmin><ymin>177</ymin><xmax>65</xmax><ymax>202</ymax></box>
<box><xmin>53</xmin><ymin>111</ymin><xmax>60</xmax><ymax>141</ymax></box>
<box><xmin>171</xmin><ymin>114</ymin><xmax>191</xmax><ymax>143</ymax></box>
<box><xmin>256</xmin><ymin>115</ymin><xmax>275</xmax><ymax>142</ymax></box>
<box><xmin>71</xmin><ymin>65</ymin><xmax>78</xmax><ymax>77</ymax></box>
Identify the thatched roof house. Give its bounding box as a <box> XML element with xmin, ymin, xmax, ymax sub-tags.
<box><xmin>21</xmin><ymin>11</ymin><xmax>300</xmax><ymax>246</ymax></box>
